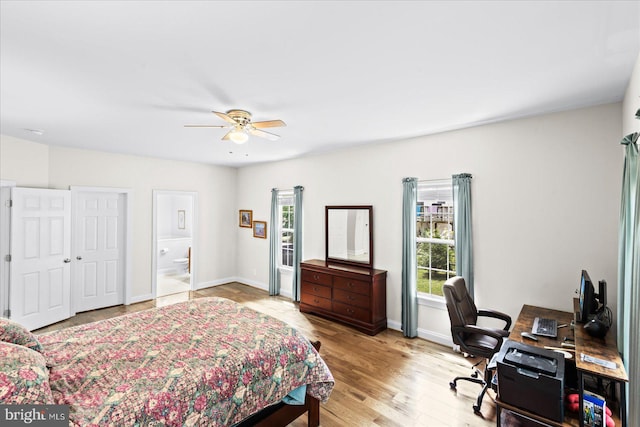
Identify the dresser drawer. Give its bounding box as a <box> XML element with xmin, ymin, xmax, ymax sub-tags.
<box><xmin>301</xmin><ymin>269</ymin><xmax>332</xmax><ymax>286</ymax></box>
<box><xmin>333</xmin><ymin>276</ymin><xmax>370</xmax><ymax>296</ymax></box>
<box><xmin>302</xmin><ymin>282</ymin><xmax>331</xmax><ymax>299</ymax></box>
<box><xmin>300</xmin><ymin>260</ymin><xmax>387</xmax><ymax>335</ymax></box>
<box><xmin>300</xmin><ymin>293</ymin><xmax>332</xmax><ymax>311</ymax></box>
<box><xmin>333</xmin><ymin>301</ymin><xmax>370</xmax><ymax>323</ymax></box>
<box><xmin>333</xmin><ymin>288</ymin><xmax>370</xmax><ymax>309</ymax></box>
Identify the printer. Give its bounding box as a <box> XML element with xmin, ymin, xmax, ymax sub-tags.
<box><xmin>496</xmin><ymin>340</ymin><xmax>565</xmax><ymax>422</ymax></box>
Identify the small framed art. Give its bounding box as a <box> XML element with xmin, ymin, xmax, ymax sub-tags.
<box><xmin>253</xmin><ymin>221</ymin><xmax>267</xmax><ymax>239</ymax></box>
<box><xmin>239</xmin><ymin>210</ymin><xmax>253</xmax><ymax>228</ymax></box>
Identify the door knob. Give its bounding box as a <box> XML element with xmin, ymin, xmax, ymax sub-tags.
<box><xmin>63</xmin><ymin>258</ymin><xmax>71</xmax><ymax>263</ymax></box>
<box><xmin>76</xmin><ymin>256</ymin><xmax>83</xmax><ymax>260</ymax></box>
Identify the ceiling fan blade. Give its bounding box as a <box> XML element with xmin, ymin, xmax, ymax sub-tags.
<box><xmin>248</xmin><ymin>127</ymin><xmax>280</xmax><ymax>141</ymax></box>
<box><xmin>213</xmin><ymin>111</ymin><xmax>238</xmax><ymax>125</ymax></box>
<box><xmin>251</xmin><ymin>119</ymin><xmax>286</xmax><ymax>129</ymax></box>
<box><xmin>184</xmin><ymin>124</ymin><xmax>229</xmax><ymax>128</ymax></box>
<box><xmin>221</xmin><ymin>129</ymin><xmax>234</xmax><ymax>140</ymax></box>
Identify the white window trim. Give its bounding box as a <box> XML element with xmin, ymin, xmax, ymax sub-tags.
<box><xmin>278</xmin><ymin>190</ymin><xmax>294</xmax><ymax>269</ymax></box>
<box><xmin>416</xmin><ymin>237</ymin><xmax>455</xmax><ymax>246</ymax></box>
<box><xmin>418</xmin><ymin>293</ymin><xmax>446</xmax><ymax>310</ymax></box>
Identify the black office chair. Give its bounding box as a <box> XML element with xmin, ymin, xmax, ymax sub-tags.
<box><xmin>443</xmin><ymin>276</ymin><xmax>512</xmax><ymax>415</ymax></box>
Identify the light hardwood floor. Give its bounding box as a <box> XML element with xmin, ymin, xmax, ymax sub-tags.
<box><xmin>35</xmin><ymin>283</ymin><xmax>497</xmax><ymax>426</ymax></box>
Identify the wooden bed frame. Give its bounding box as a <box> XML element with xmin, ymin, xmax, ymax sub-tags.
<box><xmin>236</xmin><ymin>341</ymin><xmax>322</xmax><ymax>427</ymax></box>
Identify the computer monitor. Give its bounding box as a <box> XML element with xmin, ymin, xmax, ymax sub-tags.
<box><xmin>596</xmin><ymin>280</ymin><xmax>607</xmax><ymax>313</ymax></box>
<box><xmin>578</xmin><ymin>270</ymin><xmax>597</xmax><ymax>323</ymax></box>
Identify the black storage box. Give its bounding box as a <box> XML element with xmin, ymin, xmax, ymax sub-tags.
<box><xmin>496</xmin><ymin>340</ymin><xmax>565</xmax><ymax>422</ymax></box>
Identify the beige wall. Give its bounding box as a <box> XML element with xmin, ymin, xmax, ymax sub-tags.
<box><xmin>236</xmin><ymin>103</ymin><xmax>623</xmax><ymax>344</ymax></box>
<box><xmin>0</xmin><ymin>135</ymin><xmax>49</xmax><ymax>187</ymax></box>
<box><xmin>0</xmin><ymin>139</ymin><xmax>238</xmax><ymax>300</ymax></box>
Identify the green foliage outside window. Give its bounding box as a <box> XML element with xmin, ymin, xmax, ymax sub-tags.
<box><xmin>281</xmin><ymin>206</ymin><xmax>294</xmax><ymax>229</ymax></box>
<box><xmin>417</xmin><ymin>227</ymin><xmax>455</xmax><ymax>296</ymax></box>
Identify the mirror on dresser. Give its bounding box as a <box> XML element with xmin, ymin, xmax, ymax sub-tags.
<box><xmin>325</xmin><ymin>205</ymin><xmax>373</xmax><ymax>269</ymax></box>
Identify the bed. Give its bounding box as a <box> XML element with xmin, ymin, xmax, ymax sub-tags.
<box><xmin>0</xmin><ymin>297</ymin><xmax>334</xmax><ymax>426</ymax></box>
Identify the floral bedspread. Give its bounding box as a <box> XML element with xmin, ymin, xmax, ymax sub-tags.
<box><xmin>37</xmin><ymin>297</ymin><xmax>334</xmax><ymax>426</ymax></box>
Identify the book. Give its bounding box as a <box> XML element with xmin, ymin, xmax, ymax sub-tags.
<box><xmin>582</xmin><ymin>391</ymin><xmax>606</xmax><ymax>427</ymax></box>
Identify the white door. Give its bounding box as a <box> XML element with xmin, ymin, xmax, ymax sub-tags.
<box><xmin>9</xmin><ymin>188</ymin><xmax>71</xmax><ymax>331</ymax></box>
<box><xmin>0</xmin><ymin>182</ymin><xmax>16</xmax><ymax>318</ymax></box>
<box><xmin>74</xmin><ymin>191</ymin><xmax>125</xmax><ymax>312</ymax></box>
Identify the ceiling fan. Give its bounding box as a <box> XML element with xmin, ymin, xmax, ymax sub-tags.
<box><xmin>185</xmin><ymin>109</ymin><xmax>286</xmax><ymax>144</ymax></box>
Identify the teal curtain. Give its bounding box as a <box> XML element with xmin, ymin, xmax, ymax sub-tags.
<box><xmin>401</xmin><ymin>177</ymin><xmax>418</xmax><ymax>338</ymax></box>
<box><xmin>453</xmin><ymin>173</ymin><xmax>474</xmax><ymax>300</ymax></box>
<box><xmin>268</xmin><ymin>188</ymin><xmax>280</xmax><ymax>296</ymax></box>
<box><xmin>617</xmin><ymin>130</ymin><xmax>639</xmax><ymax>426</ymax></box>
<box><xmin>291</xmin><ymin>186</ymin><xmax>304</xmax><ymax>301</ymax></box>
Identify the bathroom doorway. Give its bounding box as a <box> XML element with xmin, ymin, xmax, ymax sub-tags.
<box><xmin>152</xmin><ymin>190</ymin><xmax>198</xmax><ymax>298</ymax></box>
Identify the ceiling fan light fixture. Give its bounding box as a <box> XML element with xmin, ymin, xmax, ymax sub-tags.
<box><xmin>229</xmin><ymin>128</ymin><xmax>249</xmax><ymax>144</ymax></box>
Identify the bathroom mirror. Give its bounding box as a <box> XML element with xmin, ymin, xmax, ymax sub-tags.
<box><xmin>325</xmin><ymin>205</ymin><xmax>373</xmax><ymax>269</ymax></box>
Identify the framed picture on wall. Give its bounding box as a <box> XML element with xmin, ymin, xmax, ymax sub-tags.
<box><xmin>178</xmin><ymin>210</ymin><xmax>185</xmax><ymax>229</ymax></box>
<box><xmin>239</xmin><ymin>210</ymin><xmax>253</xmax><ymax>228</ymax></box>
<box><xmin>253</xmin><ymin>221</ymin><xmax>267</xmax><ymax>239</ymax></box>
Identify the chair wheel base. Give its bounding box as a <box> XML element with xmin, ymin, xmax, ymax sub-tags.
<box><xmin>449</xmin><ymin>381</ymin><xmax>456</xmax><ymax>390</ymax></box>
<box><xmin>473</xmin><ymin>405</ymin><xmax>481</xmax><ymax>414</ymax></box>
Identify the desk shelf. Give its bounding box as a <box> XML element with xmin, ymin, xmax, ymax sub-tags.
<box><xmin>496</xmin><ymin>397</ymin><xmax>621</xmax><ymax>427</ymax></box>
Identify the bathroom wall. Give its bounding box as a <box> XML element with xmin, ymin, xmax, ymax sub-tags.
<box><xmin>157</xmin><ymin>193</ymin><xmax>193</xmax><ymax>274</ymax></box>
<box><xmin>158</xmin><ymin>194</ymin><xmax>193</xmax><ymax>238</ymax></box>
<box><xmin>157</xmin><ymin>237</ymin><xmax>191</xmax><ymax>273</ymax></box>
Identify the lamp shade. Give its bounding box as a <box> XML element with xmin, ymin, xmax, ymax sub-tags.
<box><xmin>229</xmin><ymin>129</ymin><xmax>249</xmax><ymax>144</ymax></box>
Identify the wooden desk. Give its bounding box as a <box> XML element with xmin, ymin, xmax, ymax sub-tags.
<box><xmin>509</xmin><ymin>304</ymin><xmax>575</xmax><ymax>349</ymax></box>
<box><xmin>503</xmin><ymin>304</ymin><xmax>628</xmax><ymax>427</ymax></box>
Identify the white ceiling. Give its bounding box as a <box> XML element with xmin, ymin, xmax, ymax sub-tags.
<box><xmin>1</xmin><ymin>1</ymin><xmax>639</xmax><ymax>168</ymax></box>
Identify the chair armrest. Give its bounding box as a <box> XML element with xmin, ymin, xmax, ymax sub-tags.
<box><xmin>453</xmin><ymin>324</ymin><xmax>506</xmax><ymax>341</ymax></box>
<box><xmin>478</xmin><ymin>309</ymin><xmax>512</xmax><ymax>331</ymax></box>
<box><xmin>452</xmin><ymin>324</ymin><xmax>505</xmax><ymax>354</ymax></box>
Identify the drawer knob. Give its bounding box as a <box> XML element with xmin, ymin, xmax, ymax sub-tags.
<box><xmin>348</xmin><ymin>295</ymin><xmax>355</xmax><ymax>300</ymax></box>
<box><xmin>347</xmin><ymin>308</ymin><xmax>354</xmax><ymax>314</ymax></box>
<box><xmin>348</xmin><ymin>282</ymin><xmax>354</xmax><ymax>287</ymax></box>
<box><xmin>314</xmin><ymin>275</ymin><xmax>319</xmax><ymax>280</ymax></box>
<box><xmin>314</xmin><ymin>299</ymin><xmax>320</xmax><ymax>303</ymax></box>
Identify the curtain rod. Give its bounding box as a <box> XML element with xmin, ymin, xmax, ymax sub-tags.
<box><xmin>417</xmin><ymin>178</ymin><xmax>451</xmax><ymax>183</ymax></box>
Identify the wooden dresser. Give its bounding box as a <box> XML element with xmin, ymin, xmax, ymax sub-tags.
<box><xmin>299</xmin><ymin>259</ymin><xmax>387</xmax><ymax>335</ymax></box>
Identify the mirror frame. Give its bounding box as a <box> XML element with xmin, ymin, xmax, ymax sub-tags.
<box><xmin>325</xmin><ymin>205</ymin><xmax>373</xmax><ymax>269</ymax></box>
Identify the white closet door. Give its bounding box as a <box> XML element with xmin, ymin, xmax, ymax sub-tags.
<box><xmin>74</xmin><ymin>191</ymin><xmax>125</xmax><ymax>312</ymax></box>
<box><xmin>10</xmin><ymin>188</ymin><xmax>71</xmax><ymax>331</ymax></box>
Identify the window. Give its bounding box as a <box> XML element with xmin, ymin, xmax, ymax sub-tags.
<box><xmin>416</xmin><ymin>180</ymin><xmax>456</xmax><ymax>297</ymax></box>
<box><xmin>278</xmin><ymin>192</ymin><xmax>295</xmax><ymax>268</ymax></box>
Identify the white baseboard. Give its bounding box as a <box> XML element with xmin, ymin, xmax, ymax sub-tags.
<box><xmin>386</xmin><ymin>319</ymin><xmax>454</xmax><ymax>347</ymax></box>
<box><xmin>129</xmin><ymin>293</ymin><xmax>154</xmax><ymax>304</ymax></box>
<box><xmin>194</xmin><ymin>277</ymin><xmax>238</xmax><ymax>290</ymax></box>
<box><xmin>279</xmin><ymin>288</ymin><xmax>293</xmax><ymax>299</ymax></box>
<box><xmin>387</xmin><ymin>319</ymin><xmax>402</xmax><ymax>331</ymax></box>
<box><xmin>234</xmin><ymin>277</ymin><xmax>268</xmax><ymax>292</ymax></box>
<box><xmin>417</xmin><ymin>328</ymin><xmax>453</xmax><ymax>347</ymax></box>
<box><xmin>226</xmin><ymin>277</ymin><xmax>293</xmax><ymax>299</ymax></box>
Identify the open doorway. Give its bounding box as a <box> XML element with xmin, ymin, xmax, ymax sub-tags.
<box><xmin>152</xmin><ymin>190</ymin><xmax>197</xmax><ymax>298</ymax></box>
